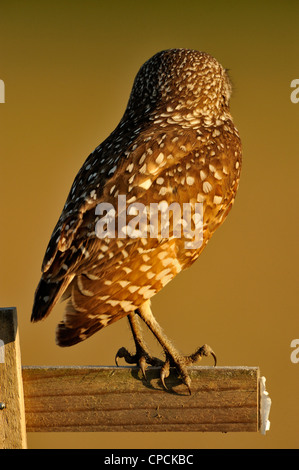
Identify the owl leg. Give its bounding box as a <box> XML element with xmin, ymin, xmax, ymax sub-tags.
<box><xmin>137</xmin><ymin>300</ymin><xmax>216</xmax><ymax>394</ymax></box>
<box><xmin>115</xmin><ymin>311</ymin><xmax>163</xmax><ymax>379</ymax></box>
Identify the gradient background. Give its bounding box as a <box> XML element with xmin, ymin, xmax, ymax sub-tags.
<box><xmin>1</xmin><ymin>0</ymin><xmax>298</xmax><ymax>449</ymax></box>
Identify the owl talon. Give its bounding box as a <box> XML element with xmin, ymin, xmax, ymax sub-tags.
<box><xmin>160</xmin><ymin>359</ymin><xmax>170</xmax><ymax>390</ymax></box>
<box><xmin>184</xmin><ymin>376</ymin><xmax>192</xmax><ymax>396</ymax></box>
<box><xmin>115</xmin><ymin>346</ymin><xmax>136</xmax><ymax>366</ymax></box>
<box><xmin>159</xmin><ymin>358</ymin><xmax>193</xmax><ymax>394</ymax></box>
<box><xmin>186</xmin><ymin>343</ymin><xmax>217</xmax><ymax>366</ymax></box>
<box><xmin>115</xmin><ymin>344</ymin><xmax>163</xmax><ymax>381</ymax></box>
<box><xmin>139</xmin><ymin>356</ymin><xmax>148</xmax><ymax>380</ymax></box>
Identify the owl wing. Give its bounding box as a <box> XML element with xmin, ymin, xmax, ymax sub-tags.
<box><xmin>31</xmin><ymin>128</ymin><xmax>198</xmax><ymax>324</ymax></box>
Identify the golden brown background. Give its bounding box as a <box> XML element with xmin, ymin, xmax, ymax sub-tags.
<box><xmin>1</xmin><ymin>0</ymin><xmax>298</xmax><ymax>449</ymax></box>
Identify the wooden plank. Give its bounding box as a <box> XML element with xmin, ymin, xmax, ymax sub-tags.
<box><xmin>0</xmin><ymin>308</ymin><xmax>27</xmax><ymax>448</ymax></box>
<box><xmin>22</xmin><ymin>365</ymin><xmax>259</xmax><ymax>432</ymax></box>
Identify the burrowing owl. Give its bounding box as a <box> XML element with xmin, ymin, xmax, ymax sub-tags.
<box><xmin>31</xmin><ymin>48</ymin><xmax>242</xmax><ymax>393</ymax></box>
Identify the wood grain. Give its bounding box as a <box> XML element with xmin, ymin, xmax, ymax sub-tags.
<box><xmin>22</xmin><ymin>365</ymin><xmax>259</xmax><ymax>432</ymax></box>
<box><xmin>0</xmin><ymin>308</ymin><xmax>27</xmax><ymax>448</ymax></box>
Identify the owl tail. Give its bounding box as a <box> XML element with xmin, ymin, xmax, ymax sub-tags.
<box><xmin>31</xmin><ymin>276</ymin><xmax>72</xmax><ymax>322</ymax></box>
<box><xmin>55</xmin><ymin>317</ymin><xmax>103</xmax><ymax>347</ymax></box>
<box><xmin>55</xmin><ymin>290</ymin><xmax>126</xmax><ymax>347</ymax></box>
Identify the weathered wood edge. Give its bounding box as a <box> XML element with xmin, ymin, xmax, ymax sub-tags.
<box><xmin>0</xmin><ymin>308</ymin><xmax>27</xmax><ymax>449</ymax></box>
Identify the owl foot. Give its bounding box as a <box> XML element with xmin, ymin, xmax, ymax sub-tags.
<box><xmin>115</xmin><ymin>311</ymin><xmax>163</xmax><ymax>379</ymax></box>
<box><xmin>115</xmin><ymin>345</ymin><xmax>163</xmax><ymax>380</ymax></box>
<box><xmin>136</xmin><ymin>301</ymin><xmax>217</xmax><ymax>394</ymax></box>
<box><xmin>115</xmin><ymin>342</ymin><xmax>216</xmax><ymax>393</ymax></box>
<box><xmin>184</xmin><ymin>343</ymin><xmax>217</xmax><ymax>367</ymax></box>
<box><xmin>116</xmin><ymin>305</ymin><xmax>216</xmax><ymax>394</ymax></box>
<box><xmin>159</xmin><ymin>344</ymin><xmax>217</xmax><ymax>394</ymax></box>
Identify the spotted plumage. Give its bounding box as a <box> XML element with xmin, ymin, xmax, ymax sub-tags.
<box><xmin>32</xmin><ymin>48</ymin><xmax>241</xmax><ymax>391</ymax></box>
